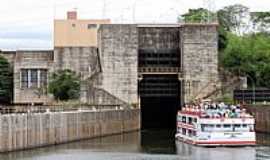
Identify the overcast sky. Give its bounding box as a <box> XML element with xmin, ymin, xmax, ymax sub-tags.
<box><xmin>0</xmin><ymin>0</ymin><xmax>269</xmax><ymax>50</ymax></box>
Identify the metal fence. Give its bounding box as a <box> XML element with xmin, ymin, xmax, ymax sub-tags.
<box><xmin>0</xmin><ymin>104</ymin><xmax>130</xmax><ymax>114</ymax></box>
<box><xmin>234</xmin><ymin>89</ymin><xmax>270</xmax><ymax>103</ymax></box>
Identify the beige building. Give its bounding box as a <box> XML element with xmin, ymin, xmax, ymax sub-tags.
<box><xmin>54</xmin><ymin>11</ymin><xmax>111</xmax><ymax>47</ymax></box>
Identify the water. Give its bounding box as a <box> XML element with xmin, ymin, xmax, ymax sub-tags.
<box><xmin>0</xmin><ymin>130</ymin><xmax>270</xmax><ymax>160</ymax></box>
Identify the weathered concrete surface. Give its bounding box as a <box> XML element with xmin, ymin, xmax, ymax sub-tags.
<box><xmin>0</xmin><ymin>109</ymin><xmax>140</xmax><ymax>152</ymax></box>
<box><xmin>14</xmin><ymin>50</ymin><xmax>54</xmax><ymax>104</ymax></box>
<box><xmin>3</xmin><ymin>24</ymin><xmax>220</xmax><ymax>105</ymax></box>
<box><xmin>98</xmin><ymin>24</ymin><xmax>138</xmax><ymax>105</ymax></box>
<box><xmin>245</xmin><ymin>105</ymin><xmax>270</xmax><ymax>133</ymax></box>
<box><xmin>181</xmin><ymin>24</ymin><xmax>220</xmax><ymax>102</ymax></box>
<box><xmin>138</xmin><ymin>27</ymin><xmax>180</xmax><ymax>50</ymax></box>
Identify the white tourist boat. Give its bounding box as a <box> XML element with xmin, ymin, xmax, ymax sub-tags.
<box><xmin>175</xmin><ymin>102</ymin><xmax>256</xmax><ymax>146</ymax></box>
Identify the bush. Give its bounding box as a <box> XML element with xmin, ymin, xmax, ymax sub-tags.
<box><xmin>0</xmin><ymin>56</ymin><xmax>13</xmax><ymax>104</ymax></box>
<box><xmin>48</xmin><ymin>69</ymin><xmax>80</xmax><ymax>101</ymax></box>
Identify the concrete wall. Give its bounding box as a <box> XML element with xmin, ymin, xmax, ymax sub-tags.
<box><xmin>14</xmin><ymin>50</ymin><xmax>54</xmax><ymax>104</ymax></box>
<box><xmin>181</xmin><ymin>24</ymin><xmax>219</xmax><ymax>102</ymax></box>
<box><xmin>98</xmin><ymin>24</ymin><xmax>138</xmax><ymax>105</ymax></box>
<box><xmin>245</xmin><ymin>105</ymin><xmax>270</xmax><ymax>133</ymax></box>
<box><xmin>0</xmin><ymin>108</ymin><xmax>140</xmax><ymax>152</ymax></box>
<box><xmin>138</xmin><ymin>27</ymin><xmax>180</xmax><ymax>50</ymax></box>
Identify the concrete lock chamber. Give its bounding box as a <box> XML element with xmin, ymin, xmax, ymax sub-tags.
<box><xmin>138</xmin><ymin>27</ymin><xmax>181</xmax><ymax>129</ymax></box>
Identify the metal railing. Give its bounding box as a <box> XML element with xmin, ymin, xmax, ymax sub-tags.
<box><xmin>0</xmin><ymin>104</ymin><xmax>129</xmax><ymax>114</ymax></box>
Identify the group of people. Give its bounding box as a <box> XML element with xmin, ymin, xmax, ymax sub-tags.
<box><xmin>183</xmin><ymin>100</ymin><xmax>252</xmax><ymax>118</ymax></box>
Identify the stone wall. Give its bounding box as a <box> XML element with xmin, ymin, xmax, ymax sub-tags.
<box><xmin>0</xmin><ymin>108</ymin><xmax>140</xmax><ymax>152</ymax></box>
<box><xmin>181</xmin><ymin>24</ymin><xmax>219</xmax><ymax>103</ymax></box>
<box><xmin>14</xmin><ymin>50</ymin><xmax>54</xmax><ymax>104</ymax></box>
<box><xmin>245</xmin><ymin>105</ymin><xmax>270</xmax><ymax>133</ymax></box>
<box><xmin>98</xmin><ymin>24</ymin><xmax>138</xmax><ymax>105</ymax></box>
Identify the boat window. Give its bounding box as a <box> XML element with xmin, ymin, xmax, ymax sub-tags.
<box><xmin>182</xmin><ymin>128</ymin><xmax>186</xmax><ymax>135</ymax></box>
<box><xmin>249</xmin><ymin>125</ymin><xmax>254</xmax><ymax>131</ymax></box>
<box><xmin>242</xmin><ymin>124</ymin><xmax>247</xmax><ymax>128</ymax></box>
<box><xmin>188</xmin><ymin>117</ymin><xmax>192</xmax><ymax>124</ymax></box>
<box><xmin>182</xmin><ymin>116</ymin><xmax>186</xmax><ymax>123</ymax></box>
<box><xmin>201</xmin><ymin>124</ymin><xmax>206</xmax><ymax>131</ymax></box>
<box><xmin>234</xmin><ymin>124</ymin><xmax>241</xmax><ymax>128</ymax></box>
<box><xmin>216</xmin><ymin>124</ymin><xmax>221</xmax><ymax>128</ymax></box>
<box><xmin>208</xmin><ymin>124</ymin><xmax>214</xmax><ymax>128</ymax></box>
<box><xmin>194</xmin><ymin>118</ymin><xmax>197</xmax><ymax>123</ymax></box>
<box><xmin>188</xmin><ymin>130</ymin><xmax>192</xmax><ymax>137</ymax></box>
<box><xmin>193</xmin><ymin>131</ymin><xmax>197</xmax><ymax>136</ymax></box>
<box><xmin>223</xmin><ymin>124</ymin><xmax>231</xmax><ymax>128</ymax></box>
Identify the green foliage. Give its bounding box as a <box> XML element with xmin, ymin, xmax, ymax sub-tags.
<box><xmin>221</xmin><ymin>33</ymin><xmax>270</xmax><ymax>88</ymax></box>
<box><xmin>179</xmin><ymin>8</ymin><xmax>216</xmax><ymax>23</ymax></box>
<box><xmin>0</xmin><ymin>56</ymin><xmax>13</xmax><ymax>104</ymax></box>
<box><xmin>217</xmin><ymin>4</ymin><xmax>249</xmax><ymax>33</ymax></box>
<box><xmin>216</xmin><ymin>94</ymin><xmax>234</xmax><ymax>104</ymax></box>
<box><xmin>251</xmin><ymin>12</ymin><xmax>270</xmax><ymax>33</ymax></box>
<box><xmin>178</xmin><ymin>4</ymin><xmax>270</xmax><ymax>90</ymax></box>
<box><xmin>48</xmin><ymin>69</ymin><xmax>80</xmax><ymax>101</ymax></box>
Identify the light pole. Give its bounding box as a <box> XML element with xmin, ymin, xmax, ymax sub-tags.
<box><xmin>245</xmin><ymin>74</ymin><xmax>256</xmax><ymax>104</ymax></box>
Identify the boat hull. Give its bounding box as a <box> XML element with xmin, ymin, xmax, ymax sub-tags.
<box><xmin>175</xmin><ymin>134</ymin><xmax>256</xmax><ymax>147</ymax></box>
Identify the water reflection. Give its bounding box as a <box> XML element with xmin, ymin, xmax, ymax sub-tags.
<box><xmin>176</xmin><ymin>141</ymin><xmax>256</xmax><ymax>160</ymax></box>
<box><xmin>0</xmin><ymin>130</ymin><xmax>269</xmax><ymax>160</ymax></box>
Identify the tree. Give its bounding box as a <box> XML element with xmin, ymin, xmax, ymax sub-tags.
<box><xmin>0</xmin><ymin>56</ymin><xmax>13</xmax><ymax>104</ymax></box>
<box><xmin>48</xmin><ymin>69</ymin><xmax>80</xmax><ymax>101</ymax></box>
<box><xmin>251</xmin><ymin>12</ymin><xmax>270</xmax><ymax>33</ymax></box>
<box><xmin>178</xmin><ymin>8</ymin><xmax>216</xmax><ymax>23</ymax></box>
<box><xmin>221</xmin><ymin>33</ymin><xmax>270</xmax><ymax>88</ymax></box>
<box><xmin>217</xmin><ymin>4</ymin><xmax>249</xmax><ymax>34</ymax></box>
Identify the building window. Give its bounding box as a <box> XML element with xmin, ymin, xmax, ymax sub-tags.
<box><xmin>20</xmin><ymin>69</ymin><xmax>47</xmax><ymax>89</ymax></box>
<box><xmin>88</xmin><ymin>24</ymin><xmax>97</xmax><ymax>29</ymax></box>
<box><xmin>21</xmin><ymin>69</ymin><xmax>28</xmax><ymax>88</ymax></box>
<box><xmin>30</xmin><ymin>69</ymin><xmax>38</xmax><ymax>88</ymax></box>
<box><xmin>72</xmin><ymin>23</ymin><xmax>76</xmax><ymax>27</ymax></box>
<box><xmin>40</xmin><ymin>69</ymin><xmax>47</xmax><ymax>87</ymax></box>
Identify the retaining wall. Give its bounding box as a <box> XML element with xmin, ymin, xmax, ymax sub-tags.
<box><xmin>245</xmin><ymin>105</ymin><xmax>270</xmax><ymax>133</ymax></box>
<box><xmin>0</xmin><ymin>109</ymin><xmax>140</xmax><ymax>152</ymax></box>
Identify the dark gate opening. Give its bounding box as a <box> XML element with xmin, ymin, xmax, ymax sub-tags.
<box><xmin>139</xmin><ymin>75</ymin><xmax>180</xmax><ymax>129</ymax></box>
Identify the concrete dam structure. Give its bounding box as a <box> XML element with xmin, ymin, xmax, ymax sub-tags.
<box><xmin>0</xmin><ymin>23</ymin><xmax>219</xmax><ymax>129</ymax></box>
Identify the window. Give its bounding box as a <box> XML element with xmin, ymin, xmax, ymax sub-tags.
<box><xmin>201</xmin><ymin>124</ymin><xmax>206</xmax><ymax>131</ymax></box>
<box><xmin>188</xmin><ymin>117</ymin><xmax>192</xmax><ymax>124</ymax></box>
<box><xmin>21</xmin><ymin>69</ymin><xmax>28</xmax><ymax>88</ymax></box>
<box><xmin>242</xmin><ymin>124</ymin><xmax>248</xmax><ymax>128</ymax></box>
<box><xmin>223</xmin><ymin>124</ymin><xmax>231</xmax><ymax>128</ymax></box>
<box><xmin>88</xmin><ymin>24</ymin><xmax>97</xmax><ymax>29</ymax></box>
<box><xmin>188</xmin><ymin>130</ymin><xmax>192</xmax><ymax>137</ymax></box>
<box><xmin>182</xmin><ymin>128</ymin><xmax>186</xmax><ymax>135</ymax></box>
<box><xmin>30</xmin><ymin>69</ymin><xmax>38</xmax><ymax>88</ymax></box>
<box><xmin>40</xmin><ymin>69</ymin><xmax>47</xmax><ymax>87</ymax></box>
<box><xmin>182</xmin><ymin>116</ymin><xmax>186</xmax><ymax>123</ymax></box>
<box><xmin>216</xmin><ymin>124</ymin><xmax>221</xmax><ymax>128</ymax></box>
<box><xmin>72</xmin><ymin>23</ymin><xmax>76</xmax><ymax>27</ymax></box>
<box><xmin>20</xmin><ymin>69</ymin><xmax>48</xmax><ymax>89</ymax></box>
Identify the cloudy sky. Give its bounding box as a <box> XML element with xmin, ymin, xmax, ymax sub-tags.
<box><xmin>0</xmin><ymin>0</ymin><xmax>269</xmax><ymax>50</ymax></box>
